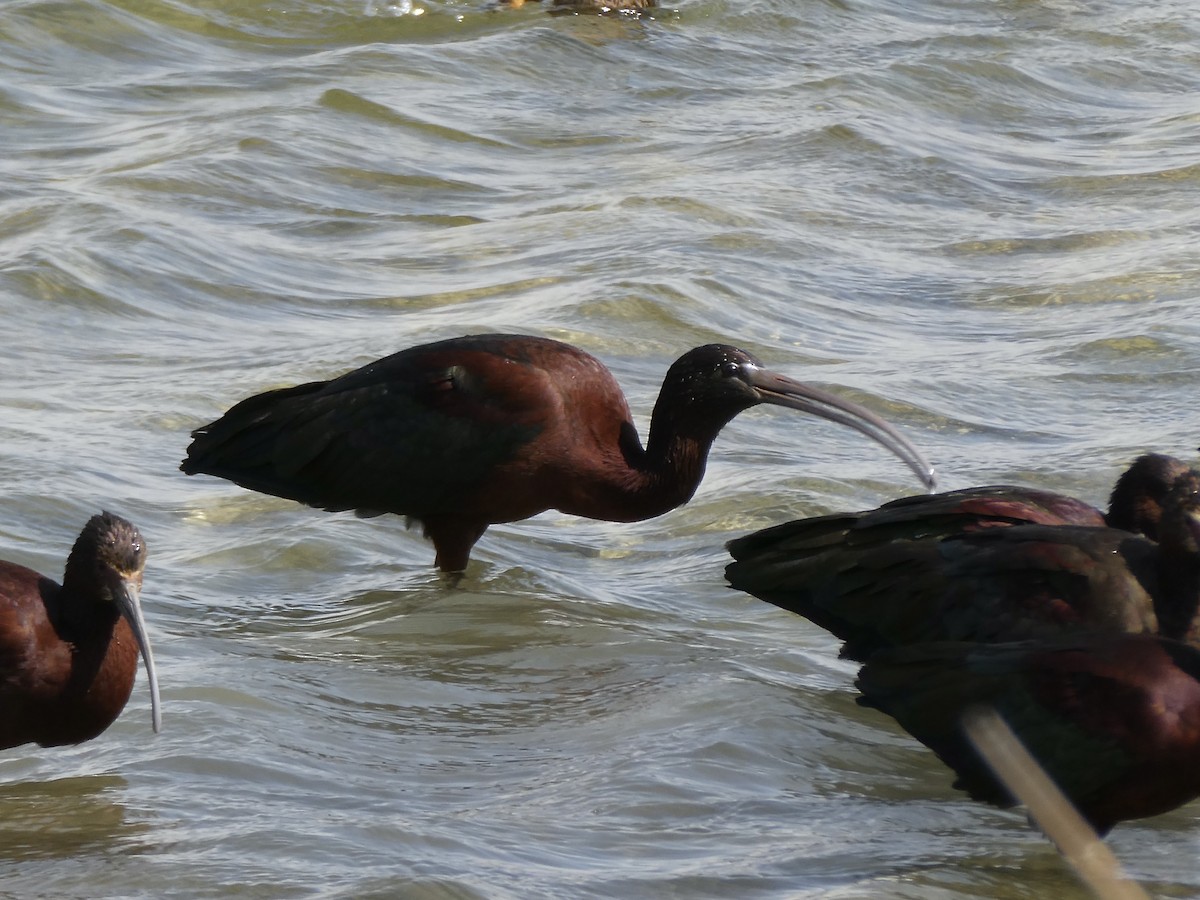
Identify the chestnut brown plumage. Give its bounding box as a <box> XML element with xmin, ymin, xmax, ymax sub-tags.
<box><xmin>0</xmin><ymin>512</ymin><xmax>161</xmax><ymax>749</ymax></box>
<box><xmin>182</xmin><ymin>334</ymin><xmax>934</xmax><ymax>571</ymax></box>
<box><xmin>857</xmin><ymin>633</ymin><xmax>1200</xmax><ymax>833</ymax></box>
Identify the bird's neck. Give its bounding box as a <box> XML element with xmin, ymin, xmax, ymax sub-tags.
<box><xmin>552</xmin><ymin>414</ymin><xmax>722</xmax><ymax>524</ymax></box>
<box><xmin>627</xmin><ymin>410</ymin><xmax>732</xmax><ymax>519</ymax></box>
<box><xmin>1153</xmin><ymin>546</ymin><xmax>1200</xmax><ymax>644</ymax></box>
<box><xmin>641</xmin><ymin>427</ymin><xmax>715</xmax><ymax>512</ymax></box>
<box><xmin>57</xmin><ymin>562</ymin><xmax>119</xmax><ymax>638</ymax></box>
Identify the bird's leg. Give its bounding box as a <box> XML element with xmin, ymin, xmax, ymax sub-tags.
<box><xmin>423</xmin><ymin>517</ymin><xmax>488</xmax><ymax>574</ymax></box>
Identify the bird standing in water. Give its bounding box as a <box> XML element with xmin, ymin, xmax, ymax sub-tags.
<box><xmin>0</xmin><ymin>512</ymin><xmax>161</xmax><ymax>749</ymax></box>
<box><xmin>728</xmin><ymin>456</ymin><xmax>1200</xmax><ymax>831</ymax></box>
<box><xmin>727</xmin><ymin>456</ymin><xmax>1200</xmax><ymax>658</ymax></box>
<box><xmin>182</xmin><ymin>334</ymin><xmax>934</xmax><ymax>572</ymax></box>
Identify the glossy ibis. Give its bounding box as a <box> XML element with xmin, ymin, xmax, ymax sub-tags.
<box><xmin>856</xmin><ymin>633</ymin><xmax>1200</xmax><ymax>833</ymax></box>
<box><xmin>726</xmin><ymin>462</ymin><xmax>1200</xmax><ymax>659</ymax></box>
<box><xmin>729</xmin><ymin>453</ymin><xmax>1191</xmax><ymax>560</ymax></box>
<box><xmin>181</xmin><ymin>334</ymin><xmax>935</xmax><ymax>572</ymax></box>
<box><xmin>1</xmin><ymin>512</ymin><xmax>161</xmax><ymax>749</ymax></box>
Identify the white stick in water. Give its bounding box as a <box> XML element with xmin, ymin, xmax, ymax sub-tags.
<box><xmin>961</xmin><ymin>706</ymin><xmax>1149</xmax><ymax>900</ymax></box>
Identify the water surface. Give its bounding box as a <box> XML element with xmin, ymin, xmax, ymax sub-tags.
<box><xmin>2</xmin><ymin>0</ymin><xmax>1199</xmax><ymax>896</ymax></box>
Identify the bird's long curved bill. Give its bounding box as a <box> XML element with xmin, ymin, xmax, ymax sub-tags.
<box><xmin>116</xmin><ymin>580</ymin><xmax>162</xmax><ymax>734</ymax></box>
<box><xmin>748</xmin><ymin>368</ymin><xmax>937</xmax><ymax>492</ymax></box>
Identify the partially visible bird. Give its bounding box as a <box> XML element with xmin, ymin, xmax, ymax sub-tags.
<box><xmin>182</xmin><ymin>334</ymin><xmax>935</xmax><ymax>572</ymax></box>
<box><xmin>729</xmin><ymin>452</ymin><xmax>1191</xmax><ymax>563</ymax></box>
<box><xmin>856</xmin><ymin>633</ymin><xmax>1200</xmax><ymax>834</ymax></box>
<box><xmin>726</xmin><ymin>459</ymin><xmax>1200</xmax><ymax>659</ymax></box>
<box><xmin>0</xmin><ymin>512</ymin><xmax>161</xmax><ymax>749</ymax></box>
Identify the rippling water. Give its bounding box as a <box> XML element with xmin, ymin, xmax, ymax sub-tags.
<box><xmin>2</xmin><ymin>0</ymin><xmax>1199</xmax><ymax>896</ymax></box>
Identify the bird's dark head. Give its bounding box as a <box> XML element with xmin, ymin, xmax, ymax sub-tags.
<box><xmin>77</xmin><ymin>512</ymin><xmax>148</xmax><ymax>588</ymax></box>
<box><xmin>68</xmin><ymin>512</ymin><xmax>161</xmax><ymax>734</ymax></box>
<box><xmin>1107</xmin><ymin>453</ymin><xmax>1196</xmax><ymax>538</ymax></box>
<box><xmin>657</xmin><ymin>344</ymin><xmax>936</xmax><ymax>491</ymax></box>
<box><xmin>659</xmin><ymin>344</ymin><xmax>771</xmax><ymax>415</ymax></box>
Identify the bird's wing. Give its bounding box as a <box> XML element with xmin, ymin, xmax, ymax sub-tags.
<box><xmin>727</xmin><ymin>486</ymin><xmax>1104</xmax><ymax>565</ymax></box>
<box><xmin>183</xmin><ymin>350</ymin><xmax>545</xmax><ymax>517</ymax></box>
<box><xmin>728</xmin><ymin>524</ymin><xmax>1157</xmax><ymax>659</ymax></box>
<box><xmin>0</xmin><ymin>573</ymin><xmax>67</xmax><ymax>702</ymax></box>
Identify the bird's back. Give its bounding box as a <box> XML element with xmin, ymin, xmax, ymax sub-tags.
<box><xmin>181</xmin><ymin>334</ymin><xmax>633</xmax><ymax>525</ymax></box>
<box><xmin>0</xmin><ymin>563</ymin><xmax>79</xmax><ymax>748</ymax></box>
<box><xmin>729</xmin><ymin>517</ymin><xmax>1161</xmax><ymax>659</ymax></box>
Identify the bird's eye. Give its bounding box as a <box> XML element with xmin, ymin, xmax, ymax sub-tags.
<box><xmin>721</xmin><ymin>361</ymin><xmax>742</xmax><ymax>378</ymax></box>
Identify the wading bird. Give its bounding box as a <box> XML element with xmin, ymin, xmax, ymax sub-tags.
<box><xmin>728</xmin><ymin>452</ymin><xmax>1191</xmax><ymax>564</ymax></box>
<box><xmin>182</xmin><ymin>334</ymin><xmax>935</xmax><ymax>572</ymax></box>
<box><xmin>1</xmin><ymin>512</ymin><xmax>161</xmax><ymax>749</ymax></box>
<box><xmin>726</xmin><ymin>458</ymin><xmax>1200</xmax><ymax>659</ymax></box>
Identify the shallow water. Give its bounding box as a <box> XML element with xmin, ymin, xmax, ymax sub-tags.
<box><xmin>2</xmin><ymin>0</ymin><xmax>1199</xmax><ymax>896</ymax></box>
